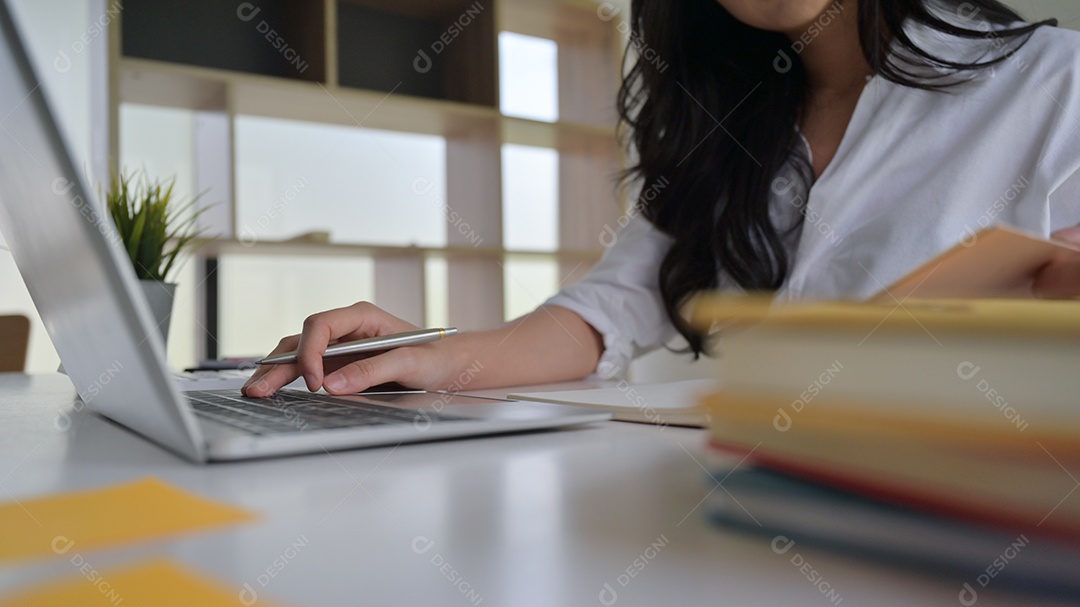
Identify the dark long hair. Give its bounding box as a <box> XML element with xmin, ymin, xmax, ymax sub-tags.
<box><xmin>618</xmin><ymin>0</ymin><xmax>1054</xmax><ymax>356</ymax></box>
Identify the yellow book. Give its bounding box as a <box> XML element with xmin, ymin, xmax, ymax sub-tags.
<box><xmin>688</xmin><ymin>294</ymin><xmax>1080</xmax><ymax>337</ymax></box>
<box><xmin>686</xmin><ymin>295</ymin><xmax>1080</xmax><ymax>434</ymax></box>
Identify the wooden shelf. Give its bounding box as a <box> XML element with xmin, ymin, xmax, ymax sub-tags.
<box><xmin>231</xmin><ymin>74</ymin><xmax>498</xmax><ymax>137</ymax></box>
<box><xmin>120</xmin><ymin>60</ymin><xmax>229</xmax><ymax>112</ymax></box>
<box><xmin>502</xmin><ymin>116</ymin><xmax>615</xmax><ymax>148</ymax></box>
<box><xmin>119</xmin><ymin>58</ymin><xmax>502</xmax><ymax>137</ymax></box>
<box><xmin>195</xmin><ymin>238</ymin><xmax>603</xmax><ymax>262</ymax></box>
<box><xmin>120</xmin><ymin>58</ymin><xmax>621</xmax><ymax>147</ymax></box>
<box><xmin>102</xmin><ymin>0</ymin><xmax>625</xmax><ymax>346</ymax></box>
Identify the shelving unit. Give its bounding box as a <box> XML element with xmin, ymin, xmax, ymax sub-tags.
<box><xmin>94</xmin><ymin>0</ymin><xmax>625</xmax><ymax>361</ymax></box>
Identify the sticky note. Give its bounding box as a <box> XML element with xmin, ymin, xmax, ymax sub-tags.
<box><xmin>0</xmin><ymin>477</ymin><xmax>253</xmax><ymax>564</ymax></box>
<box><xmin>0</xmin><ymin>558</ymin><xmax>285</xmax><ymax>607</ymax></box>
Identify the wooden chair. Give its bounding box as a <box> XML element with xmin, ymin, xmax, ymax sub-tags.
<box><xmin>0</xmin><ymin>314</ymin><xmax>30</xmax><ymax>372</ymax></box>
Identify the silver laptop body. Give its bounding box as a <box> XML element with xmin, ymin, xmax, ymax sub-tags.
<box><xmin>0</xmin><ymin>1</ymin><xmax>609</xmax><ymax>463</ymax></box>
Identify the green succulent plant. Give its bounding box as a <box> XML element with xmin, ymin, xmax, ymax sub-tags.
<box><xmin>104</xmin><ymin>170</ymin><xmax>209</xmax><ymax>282</ymax></box>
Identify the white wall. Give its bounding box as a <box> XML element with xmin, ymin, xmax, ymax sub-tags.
<box><xmin>0</xmin><ymin>0</ymin><xmax>93</xmax><ymax>372</ymax></box>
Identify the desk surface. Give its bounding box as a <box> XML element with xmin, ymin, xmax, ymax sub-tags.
<box><xmin>0</xmin><ymin>373</ymin><xmax>1069</xmax><ymax>607</ymax></box>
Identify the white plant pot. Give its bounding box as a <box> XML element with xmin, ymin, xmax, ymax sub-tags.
<box><xmin>139</xmin><ymin>280</ymin><xmax>177</xmax><ymax>348</ymax></box>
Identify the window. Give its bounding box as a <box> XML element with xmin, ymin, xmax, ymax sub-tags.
<box><xmin>498</xmin><ymin>32</ymin><xmax>558</xmax><ymax>122</ymax></box>
<box><xmin>235</xmin><ymin>117</ymin><xmax>447</xmax><ymax>247</ymax></box>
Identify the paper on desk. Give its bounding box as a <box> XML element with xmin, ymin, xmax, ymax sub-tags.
<box><xmin>0</xmin><ymin>477</ymin><xmax>253</xmax><ymax>564</ymax></box>
<box><xmin>0</xmin><ymin>558</ymin><xmax>286</xmax><ymax>607</ymax></box>
<box><xmin>510</xmin><ymin>379</ymin><xmax>718</xmax><ymax>427</ymax></box>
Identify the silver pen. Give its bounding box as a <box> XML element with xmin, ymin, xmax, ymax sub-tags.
<box><xmin>257</xmin><ymin>327</ymin><xmax>457</xmax><ymax>365</ymax></box>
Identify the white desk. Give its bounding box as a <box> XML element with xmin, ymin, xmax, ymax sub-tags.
<box><xmin>0</xmin><ymin>374</ymin><xmax>1066</xmax><ymax>606</ymax></box>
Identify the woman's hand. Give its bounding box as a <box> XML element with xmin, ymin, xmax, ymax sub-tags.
<box><xmin>1033</xmin><ymin>225</ymin><xmax>1080</xmax><ymax>298</ymax></box>
<box><xmin>241</xmin><ymin>302</ymin><xmax>467</xmax><ymax>398</ymax></box>
<box><xmin>242</xmin><ymin>302</ymin><xmax>603</xmax><ymax>398</ymax></box>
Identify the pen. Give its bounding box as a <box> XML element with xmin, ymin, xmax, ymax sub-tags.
<box><xmin>257</xmin><ymin>327</ymin><xmax>458</xmax><ymax>365</ymax></box>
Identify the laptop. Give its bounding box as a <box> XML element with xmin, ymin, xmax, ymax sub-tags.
<box><xmin>0</xmin><ymin>2</ymin><xmax>610</xmax><ymax>463</ymax></box>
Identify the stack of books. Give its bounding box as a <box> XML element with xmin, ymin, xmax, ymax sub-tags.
<box><xmin>689</xmin><ymin>295</ymin><xmax>1080</xmax><ymax>595</ymax></box>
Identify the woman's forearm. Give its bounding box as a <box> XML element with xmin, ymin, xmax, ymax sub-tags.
<box><xmin>441</xmin><ymin>305</ymin><xmax>604</xmax><ymax>391</ymax></box>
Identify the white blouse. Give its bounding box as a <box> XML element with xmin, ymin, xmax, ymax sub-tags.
<box><xmin>545</xmin><ymin>23</ymin><xmax>1080</xmax><ymax>378</ymax></box>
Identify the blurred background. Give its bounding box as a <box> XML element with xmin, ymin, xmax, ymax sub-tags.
<box><xmin>0</xmin><ymin>0</ymin><xmax>1074</xmax><ymax>380</ymax></box>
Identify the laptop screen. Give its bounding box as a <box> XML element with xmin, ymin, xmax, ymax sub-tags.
<box><xmin>0</xmin><ymin>0</ymin><xmax>205</xmax><ymax>461</ymax></box>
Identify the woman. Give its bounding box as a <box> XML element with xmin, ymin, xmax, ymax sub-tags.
<box><xmin>244</xmin><ymin>0</ymin><xmax>1080</xmax><ymax>398</ymax></box>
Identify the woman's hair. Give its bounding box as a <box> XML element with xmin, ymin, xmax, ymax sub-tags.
<box><xmin>618</xmin><ymin>0</ymin><xmax>1054</xmax><ymax>356</ymax></box>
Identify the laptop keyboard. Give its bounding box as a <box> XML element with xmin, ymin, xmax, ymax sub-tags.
<box><xmin>186</xmin><ymin>390</ymin><xmax>466</xmax><ymax>435</ymax></box>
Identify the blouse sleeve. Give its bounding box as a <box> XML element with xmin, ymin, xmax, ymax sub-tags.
<box><xmin>543</xmin><ymin>214</ymin><xmax>677</xmax><ymax>378</ymax></box>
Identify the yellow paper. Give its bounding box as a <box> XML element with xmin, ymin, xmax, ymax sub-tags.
<box><xmin>0</xmin><ymin>477</ymin><xmax>253</xmax><ymax>564</ymax></box>
<box><xmin>0</xmin><ymin>558</ymin><xmax>285</xmax><ymax>607</ymax></box>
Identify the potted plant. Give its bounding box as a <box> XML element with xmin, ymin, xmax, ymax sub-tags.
<box><xmin>104</xmin><ymin>170</ymin><xmax>209</xmax><ymax>346</ymax></box>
